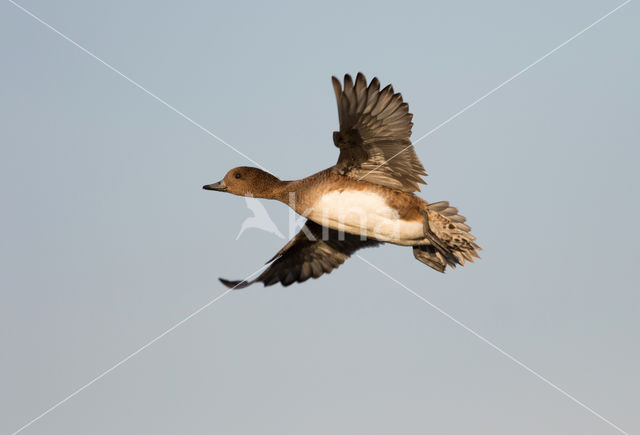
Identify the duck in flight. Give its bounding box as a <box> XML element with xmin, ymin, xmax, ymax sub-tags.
<box><xmin>204</xmin><ymin>73</ymin><xmax>480</xmax><ymax>288</ymax></box>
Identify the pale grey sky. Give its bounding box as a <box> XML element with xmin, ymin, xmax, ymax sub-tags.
<box><xmin>1</xmin><ymin>1</ymin><xmax>639</xmax><ymax>434</ymax></box>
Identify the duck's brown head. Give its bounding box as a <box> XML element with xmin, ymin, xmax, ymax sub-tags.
<box><xmin>203</xmin><ymin>166</ymin><xmax>283</xmax><ymax>199</ymax></box>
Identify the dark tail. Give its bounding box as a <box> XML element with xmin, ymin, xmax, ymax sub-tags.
<box><xmin>413</xmin><ymin>201</ymin><xmax>480</xmax><ymax>272</ymax></box>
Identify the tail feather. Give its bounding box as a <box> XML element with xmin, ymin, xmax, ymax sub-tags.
<box><xmin>413</xmin><ymin>201</ymin><xmax>480</xmax><ymax>272</ymax></box>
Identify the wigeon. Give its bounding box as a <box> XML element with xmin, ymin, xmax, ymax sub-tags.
<box><xmin>204</xmin><ymin>73</ymin><xmax>480</xmax><ymax>288</ymax></box>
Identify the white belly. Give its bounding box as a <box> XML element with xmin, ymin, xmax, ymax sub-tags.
<box><xmin>308</xmin><ymin>190</ymin><xmax>424</xmax><ymax>244</ymax></box>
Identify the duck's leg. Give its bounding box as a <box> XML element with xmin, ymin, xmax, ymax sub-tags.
<box><xmin>412</xmin><ymin>209</ymin><xmax>457</xmax><ymax>272</ymax></box>
<box><xmin>412</xmin><ymin>202</ymin><xmax>481</xmax><ymax>271</ymax></box>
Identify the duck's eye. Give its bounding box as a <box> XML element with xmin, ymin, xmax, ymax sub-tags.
<box><xmin>234</xmin><ymin>173</ymin><xmax>242</xmax><ymax>179</ymax></box>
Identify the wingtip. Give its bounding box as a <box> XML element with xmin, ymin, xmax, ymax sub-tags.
<box><xmin>219</xmin><ymin>277</ymin><xmax>252</xmax><ymax>290</ymax></box>
<box><xmin>381</xmin><ymin>83</ymin><xmax>394</xmax><ymax>95</ymax></box>
<box><xmin>331</xmin><ymin>76</ymin><xmax>342</xmax><ymax>94</ymax></box>
<box><xmin>370</xmin><ymin>76</ymin><xmax>380</xmax><ymax>90</ymax></box>
<box><xmin>343</xmin><ymin>73</ymin><xmax>354</xmax><ymax>88</ymax></box>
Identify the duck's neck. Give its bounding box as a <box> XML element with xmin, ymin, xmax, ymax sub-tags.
<box><xmin>273</xmin><ymin>181</ymin><xmax>296</xmax><ymax>203</ymax></box>
<box><xmin>250</xmin><ymin>175</ymin><xmax>293</xmax><ymax>203</ymax></box>
<box><xmin>267</xmin><ymin>170</ymin><xmax>328</xmax><ymax>207</ymax></box>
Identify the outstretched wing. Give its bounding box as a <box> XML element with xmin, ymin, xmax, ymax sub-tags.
<box><xmin>220</xmin><ymin>220</ymin><xmax>381</xmax><ymax>289</ymax></box>
<box><xmin>331</xmin><ymin>73</ymin><xmax>427</xmax><ymax>192</ymax></box>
